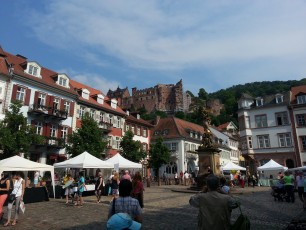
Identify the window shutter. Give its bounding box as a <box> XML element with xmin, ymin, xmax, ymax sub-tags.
<box><xmin>60</xmin><ymin>99</ymin><xmax>65</xmax><ymax>110</ymax></box>
<box><xmin>112</xmin><ymin>136</ymin><xmax>116</xmax><ymax>149</ymax></box>
<box><xmin>69</xmin><ymin>101</ymin><xmax>75</xmax><ymax>117</ymax></box>
<box><xmin>34</xmin><ymin>91</ymin><xmax>39</xmax><ymax>104</ymax></box>
<box><xmin>11</xmin><ymin>84</ymin><xmax>18</xmax><ymax>102</ymax></box>
<box><xmin>45</xmin><ymin>123</ymin><xmax>51</xmax><ymax>137</ymax></box>
<box><xmin>48</xmin><ymin>96</ymin><xmax>54</xmax><ymax>107</ymax></box>
<box><xmin>45</xmin><ymin>94</ymin><xmax>50</xmax><ymax>107</ymax></box>
<box><xmin>24</xmin><ymin>88</ymin><xmax>31</xmax><ymax>105</ymax></box>
<box><xmin>68</xmin><ymin>127</ymin><xmax>73</xmax><ymax>135</ymax></box>
<box><xmin>76</xmin><ymin>109</ymin><xmax>80</xmax><ymax>118</ymax></box>
<box><xmin>57</xmin><ymin>125</ymin><xmax>63</xmax><ymax>138</ymax></box>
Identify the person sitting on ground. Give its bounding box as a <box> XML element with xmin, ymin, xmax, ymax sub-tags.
<box><xmin>108</xmin><ymin>179</ymin><xmax>142</xmax><ymax>224</ymax></box>
<box><xmin>189</xmin><ymin>174</ymin><xmax>238</xmax><ymax>230</ymax></box>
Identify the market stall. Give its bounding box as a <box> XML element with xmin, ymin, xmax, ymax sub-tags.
<box><xmin>105</xmin><ymin>153</ymin><xmax>142</xmax><ymax>171</ymax></box>
<box><xmin>258</xmin><ymin>159</ymin><xmax>288</xmax><ymax>186</ymax></box>
<box><xmin>0</xmin><ymin>155</ymin><xmax>55</xmax><ymax>201</ymax></box>
<box><xmin>221</xmin><ymin>161</ymin><xmax>246</xmax><ymax>171</ymax></box>
<box><xmin>53</xmin><ymin>151</ymin><xmax>114</xmax><ymax>195</ymax></box>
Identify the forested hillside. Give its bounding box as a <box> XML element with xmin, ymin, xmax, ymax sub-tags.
<box><xmin>205</xmin><ymin>78</ymin><xmax>306</xmax><ymax>126</ymax></box>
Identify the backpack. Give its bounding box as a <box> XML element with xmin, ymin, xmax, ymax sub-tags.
<box><xmin>230</xmin><ymin>204</ymin><xmax>250</xmax><ymax>230</ymax></box>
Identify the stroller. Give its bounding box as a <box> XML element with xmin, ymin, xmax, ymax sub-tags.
<box><xmin>271</xmin><ymin>185</ymin><xmax>287</xmax><ymax>201</ymax></box>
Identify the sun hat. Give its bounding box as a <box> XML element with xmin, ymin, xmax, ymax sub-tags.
<box><xmin>107</xmin><ymin>213</ymin><xmax>141</xmax><ymax>230</ymax></box>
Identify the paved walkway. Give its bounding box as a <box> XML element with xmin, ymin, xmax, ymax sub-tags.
<box><xmin>0</xmin><ymin>185</ymin><xmax>302</xmax><ymax>229</ymax></box>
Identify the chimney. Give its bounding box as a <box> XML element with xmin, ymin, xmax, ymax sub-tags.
<box><xmin>126</xmin><ymin>110</ymin><xmax>130</xmax><ymax>116</ymax></box>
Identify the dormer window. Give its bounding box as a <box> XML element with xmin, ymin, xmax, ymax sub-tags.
<box><xmin>111</xmin><ymin>99</ymin><xmax>117</xmax><ymax>109</ymax></box>
<box><xmin>97</xmin><ymin>94</ymin><xmax>104</xmax><ymax>104</ymax></box>
<box><xmin>82</xmin><ymin>89</ymin><xmax>90</xmax><ymax>100</ymax></box>
<box><xmin>275</xmin><ymin>94</ymin><xmax>283</xmax><ymax>104</ymax></box>
<box><xmin>255</xmin><ymin>97</ymin><xmax>263</xmax><ymax>107</ymax></box>
<box><xmin>25</xmin><ymin>62</ymin><xmax>41</xmax><ymax>78</ymax></box>
<box><xmin>297</xmin><ymin>95</ymin><xmax>306</xmax><ymax>104</ymax></box>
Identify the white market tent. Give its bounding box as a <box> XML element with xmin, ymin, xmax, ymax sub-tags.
<box><xmin>222</xmin><ymin>161</ymin><xmax>246</xmax><ymax>171</ymax></box>
<box><xmin>53</xmin><ymin>151</ymin><xmax>114</xmax><ymax>169</ymax></box>
<box><xmin>105</xmin><ymin>153</ymin><xmax>142</xmax><ymax>169</ymax></box>
<box><xmin>0</xmin><ymin>155</ymin><xmax>56</xmax><ymax>198</ymax></box>
<box><xmin>258</xmin><ymin>159</ymin><xmax>288</xmax><ymax>171</ymax></box>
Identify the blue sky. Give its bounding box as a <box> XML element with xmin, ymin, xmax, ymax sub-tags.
<box><xmin>1</xmin><ymin>1</ymin><xmax>306</xmax><ymax>95</ymax></box>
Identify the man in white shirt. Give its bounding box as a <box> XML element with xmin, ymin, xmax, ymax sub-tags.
<box><xmin>184</xmin><ymin>171</ymin><xmax>189</xmax><ymax>186</ymax></box>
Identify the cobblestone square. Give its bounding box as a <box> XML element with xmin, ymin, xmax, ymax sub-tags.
<box><xmin>1</xmin><ymin>185</ymin><xmax>301</xmax><ymax>230</ymax></box>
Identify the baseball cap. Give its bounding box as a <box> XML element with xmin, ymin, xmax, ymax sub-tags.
<box><xmin>107</xmin><ymin>213</ymin><xmax>141</xmax><ymax>230</ymax></box>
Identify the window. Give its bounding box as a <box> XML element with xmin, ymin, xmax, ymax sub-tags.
<box><xmin>16</xmin><ymin>87</ymin><xmax>25</xmax><ymax>101</ymax></box>
<box><xmin>143</xmin><ymin>128</ymin><xmax>147</xmax><ymax>137</ymax></box>
<box><xmin>278</xmin><ymin>133</ymin><xmax>292</xmax><ymax>147</ymax></box>
<box><xmin>79</xmin><ymin>106</ymin><xmax>85</xmax><ymax>118</ymax></box>
<box><xmin>61</xmin><ymin>127</ymin><xmax>68</xmax><ymax>140</ymax></box>
<box><xmin>137</xmin><ymin>127</ymin><xmax>140</xmax><ymax>136</ymax></box>
<box><xmin>297</xmin><ymin>114</ymin><xmax>306</xmax><ymax>126</ymax></box>
<box><xmin>115</xmin><ymin>137</ymin><xmax>121</xmax><ymax>149</ymax></box>
<box><xmin>276</xmin><ymin>94</ymin><xmax>283</xmax><ymax>104</ymax></box>
<box><xmin>59</xmin><ymin>77</ymin><xmax>67</xmax><ymax>87</ymax></box>
<box><xmin>142</xmin><ymin>143</ymin><xmax>147</xmax><ymax>151</ymax></box>
<box><xmin>90</xmin><ymin>109</ymin><xmax>95</xmax><ymax>118</ymax></box>
<box><xmin>248</xmin><ymin>136</ymin><xmax>253</xmax><ymax>149</ymax></box>
<box><xmin>276</xmin><ymin>112</ymin><xmax>289</xmax><ymax>126</ymax></box>
<box><xmin>190</xmin><ymin>132</ymin><xmax>193</xmax><ymax>138</ymax></box>
<box><xmin>117</xmin><ymin>118</ymin><xmax>121</xmax><ymax>128</ymax></box>
<box><xmin>256</xmin><ymin>98</ymin><xmax>263</xmax><ymax>106</ymax></box>
<box><xmin>245</xmin><ymin>116</ymin><xmax>251</xmax><ymax>129</ymax></box>
<box><xmin>131</xmin><ymin>126</ymin><xmax>135</xmax><ymax>134</ymax></box>
<box><xmin>257</xmin><ymin>135</ymin><xmax>270</xmax><ymax>148</ymax></box>
<box><xmin>255</xmin><ymin>115</ymin><xmax>267</xmax><ymax>128</ymax></box>
<box><xmin>64</xmin><ymin>101</ymin><xmax>70</xmax><ymax>112</ymax></box>
<box><xmin>171</xmin><ymin>143</ymin><xmax>177</xmax><ymax>151</ymax></box>
<box><xmin>50</xmin><ymin>125</ymin><xmax>57</xmax><ymax>137</ymax></box>
<box><xmin>38</xmin><ymin>93</ymin><xmax>46</xmax><ymax>106</ymax></box>
<box><xmin>109</xmin><ymin>115</ymin><xmax>113</xmax><ymax>125</ymax></box>
<box><xmin>126</xmin><ymin>125</ymin><xmax>129</xmax><ymax>131</ymax></box>
<box><xmin>100</xmin><ymin>112</ymin><xmax>105</xmax><ymax>122</ymax></box>
<box><xmin>35</xmin><ymin>122</ymin><xmax>43</xmax><ymax>135</ymax></box>
<box><xmin>53</xmin><ymin>98</ymin><xmax>60</xmax><ymax>109</ymax></box>
<box><xmin>297</xmin><ymin>95</ymin><xmax>306</xmax><ymax>104</ymax></box>
<box><xmin>29</xmin><ymin>65</ymin><xmax>38</xmax><ymax>76</ymax></box>
<box><xmin>301</xmin><ymin>136</ymin><xmax>306</xmax><ymax>151</ymax></box>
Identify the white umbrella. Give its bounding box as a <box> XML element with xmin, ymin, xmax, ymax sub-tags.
<box><xmin>222</xmin><ymin>161</ymin><xmax>246</xmax><ymax>171</ymax></box>
<box><xmin>258</xmin><ymin>159</ymin><xmax>288</xmax><ymax>171</ymax></box>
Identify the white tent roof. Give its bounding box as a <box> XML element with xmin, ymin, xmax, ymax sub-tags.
<box><xmin>222</xmin><ymin>161</ymin><xmax>246</xmax><ymax>171</ymax></box>
<box><xmin>105</xmin><ymin>153</ymin><xmax>142</xmax><ymax>169</ymax></box>
<box><xmin>258</xmin><ymin>159</ymin><xmax>288</xmax><ymax>171</ymax></box>
<box><xmin>0</xmin><ymin>155</ymin><xmax>55</xmax><ymax>198</ymax></box>
<box><xmin>53</xmin><ymin>151</ymin><xmax>114</xmax><ymax>169</ymax></box>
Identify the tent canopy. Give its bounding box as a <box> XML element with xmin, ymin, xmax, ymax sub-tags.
<box><xmin>0</xmin><ymin>155</ymin><xmax>55</xmax><ymax>198</ymax></box>
<box><xmin>53</xmin><ymin>151</ymin><xmax>114</xmax><ymax>169</ymax></box>
<box><xmin>258</xmin><ymin>159</ymin><xmax>288</xmax><ymax>171</ymax></box>
<box><xmin>105</xmin><ymin>153</ymin><xmax>142</xmax><ymax>169</ymax></box>
<box><xmin>222</xmin><ymin>161</ymin><xmax>246</xmax><ymax>171</ymax></box>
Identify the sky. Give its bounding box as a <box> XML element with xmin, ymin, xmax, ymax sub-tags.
<box><xmin>1</xmin><ymin>1</ymin><xmax>306</xmax><ymax>95</ymax></box>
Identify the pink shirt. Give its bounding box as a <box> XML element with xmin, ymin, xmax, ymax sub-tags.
<box><xmin>122</xmin><ymin>174</ymin><xmax>131</xmax><ymax>181</ymax></box>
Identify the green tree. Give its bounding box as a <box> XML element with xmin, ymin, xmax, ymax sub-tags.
<box><xmin>198</xmin><ymin>88</ymin><xmax>208</xmax><ymax>100</ymax></box>
<box><xmin>66</xmin><ymin>113</ymin><xmax>107</xmax><ymax>158</ymax></box>
<box><xmin>174</xmin><ymin>111</ymin><xmax>185</xmax><ymax>119</ymax></box>
<box><xmin>0</xmin><ymin>101</ymin><xmax>43</xmax><ymax>159</ymax></box>
<box><xmin>120</xmin><ymin>130</ymin><xmax>146</xmax><ymax>162</ymax></box>
<box><xmin>148</xmin><ymin>137</ymin><xmax>170</xmax><ymax>186</ymax></box>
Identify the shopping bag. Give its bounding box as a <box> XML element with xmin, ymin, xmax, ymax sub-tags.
<box><xmin>230</xmin><ymin>203</ymin><xmax>250</xmax><ymax>230</ymax></box>
<box><xmin>19</xmin><ymin>201</ymin><xmax>25</xmax><ymax>214</ymax></box>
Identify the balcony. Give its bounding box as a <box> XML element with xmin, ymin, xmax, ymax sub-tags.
<box><xmin>98</xmin><ymin>121</ymin><xmax>112</xmax><ymax>133</ymax></box>
<box><xmin>28</xmin><ymin>104</ymin><xmax>68</xmax><ymax>120</ymax></box>
<box><xmin>33</xmin><ymin>136</ymin><xmax>66</xmax><ymax>149</ymax></box>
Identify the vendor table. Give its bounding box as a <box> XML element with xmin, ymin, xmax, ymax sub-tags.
<box><xmin>5</xmin><ymin>187</ymin><xmax>49</xmax><ymax>206</ymax></box>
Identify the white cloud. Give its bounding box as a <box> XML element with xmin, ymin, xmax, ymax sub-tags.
<box><xmin>73</xmin><ymin>73</ymin><xmax>120</xmax><ymax>94</ymax></box>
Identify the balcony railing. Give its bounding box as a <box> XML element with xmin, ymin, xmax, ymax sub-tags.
<box><xmin>28</xmin><ymin>104</ymin><xmax>68</xmax><ymax>120</ymax></box>
<box><xmin>98</xmin><ymin>121</ymin><xmax>112</xmax><ymax>132</ymax></box>
<box><xmin>34</xmin><ymin>136</ymin><xmax>66</xmax><ymax>149</ymax></box>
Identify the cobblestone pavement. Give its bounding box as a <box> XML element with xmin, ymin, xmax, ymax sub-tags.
<box><xmin>1</xmin><ymin>185</ymin><xmax>302</xmax><ymax>230</ymax></box>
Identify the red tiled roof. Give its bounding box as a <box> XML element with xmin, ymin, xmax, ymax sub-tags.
<box><xmin>216</xmin><ymin>122</ymin><xmax>230</xmax><ymax>131</ymax></box>
<box><xmin>291</xmin><ymin>85</ymin><xmax>306</xmax><ymax>103</ymax></box>
<box><xmin>126</xmin><ymin>115</ymin><xmax>154</xmax><ymax>127</ymax></box>
<box><xmin>2</xmin><ymin>51</ymin><xmax>78</xmax><ymax>96</ymax></box>
<box><xmin>0</xmin><ymin>57</ymin><xmax>9</xmax><ymax>75</ymax></box>
<box><xmin>152</xmin><ymin>116</ymin><xmax>204</xmax><ymax>140</ymax></box>
<box><xmin>70</xmin><ymin>79</ymin><xmax>126</xmax><ymax>116</ymax></box>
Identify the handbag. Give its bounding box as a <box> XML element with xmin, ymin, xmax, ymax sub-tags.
<box><xmin>230</xmin><ymin>203</ymin><xmax>250</xmax><ymax>230</ymax></box>
<box><xmin>8</xmin><ymin>194</ymin><xmax>16</xmax><ymax>203</ymax></box>
<box><xmin>19</xmin><ymin>201</ymin><xmax>25</xmax><ymax>214</ymax></box>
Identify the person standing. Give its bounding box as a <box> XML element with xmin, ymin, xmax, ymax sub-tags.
<box><xmin>4</xmin><ymin>171</ymin><xmax>25</xmax><ymax>227</ymax></box>
<box><xmin>108</xmin><ymin>179</ymin><xmax>142</xmax><ymax>224</ymax></box>
<box><xmin>132</xmin><ymin>172</ymin><xmax>144</xmax><ymax>208</ymax></box>
<box><xmin>184</xmin><ymin>171</ymin><xmax>189</xmax><ymax>186</ymax></box>
<box><xmin>122</xmin><ymin>170</ymin><xmax>131</xmax><ymax>181</ymax></box>
<box><xmin>34</xmin><ymin>171</ymin><xmax>39</xmax><ymax>187</ymax></box>
<box><xmin>64</xmin><ymin>174</ymin><xmax>74</xmax><ymax>204</ymax></box>
<box><xmin>189</xmin><ymin>174</ymin><xmax>238</xmax><ymax>230</ymax></box>
<box><xmin>180</xmin><ymin>171</ymin><xmax>184</xmax><ymax>185</ymax></box>
<box><xmin>0</xmin><ymin>173</ymin><xmax>10</xmax><ymax>220</ymax></box>
<box><xmin>95</xmin><ymin>172</ymin><xmax>104</xmax><ymax>203</ymax></box>
<box><xmin>111</xmin><ymin>172</ymin><xmax>120</xmax><ymax>201</ymax></box>
<box><xmin>75</xmin><ymin>172</ymin><xmax>85</xmax><ymax>206</ymax></box>
<box><xmin>296</xmin><ymin>171</ymin><xmax>304</xmax><ymax>203</ymax></box>
<box><xmin>283</xmin><ymin>171</ymin><xmax>295</xmax><ymax>203</ymax></box>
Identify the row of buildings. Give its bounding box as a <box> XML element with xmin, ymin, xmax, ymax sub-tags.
<box><xmin>238</xmin><ymin>87</ymin><xmax>306</xmax><ymax>173</ymax></box>
<box><xmin>0</xmin><ymin>46</ymin><xmax>241</xmax><ymax>177</ymax></box>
